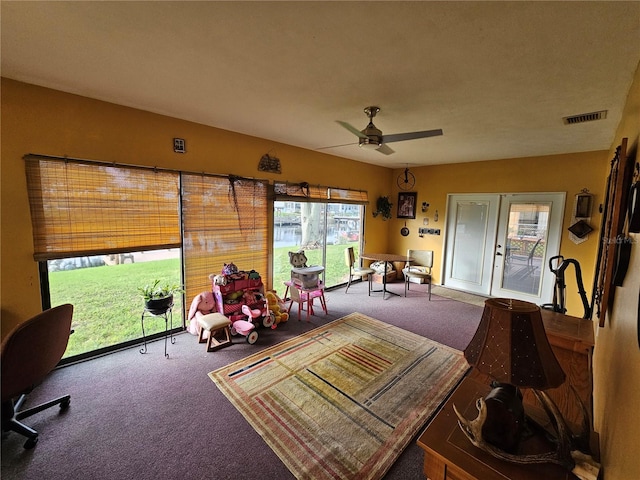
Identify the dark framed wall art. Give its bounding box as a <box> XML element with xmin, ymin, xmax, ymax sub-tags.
<box><xmin>397</xmin><ymin>192</ymin><xmax>417</xmax><ymax>219</ymax></box>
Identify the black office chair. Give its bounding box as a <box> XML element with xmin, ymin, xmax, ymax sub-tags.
<box><xmin>1</xmin><ymin>304</ymin><xmax>74</xmax><ymax>449</ymax></box>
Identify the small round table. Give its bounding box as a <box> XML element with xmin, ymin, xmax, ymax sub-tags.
<box><xmin>361</xmin><ymin>253</ymin><xmax>413</xmax><ymax>299</ymax></box>
<box><xmin>140</xmin><ymin>304</ymin><xmax>175</xmax><ymax>358</ymax></box>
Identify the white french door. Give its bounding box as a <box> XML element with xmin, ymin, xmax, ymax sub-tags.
<box><xmin>443</xmin><ymin>195</ymin><xmax>500</xmax><ymax>295</ymax></box>
<box><xmin>444</xmin><ymin>193</ymin><xmax>565</xmax><ymax>303</ymax></box>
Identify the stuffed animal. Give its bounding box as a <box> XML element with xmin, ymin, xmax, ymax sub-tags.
<box><xmin>266</xmin><ymin>290</ymin><xmax>289</xmax><ymax>329</ymax></box>
<box><xmin>187</xmin><ymin>291</ymin><xmax>217</xmax><ymax>335</ymax></box>
<box><xmin>224</xmin><ymin>290</ymin><xmax>244</xmax><ymax>303</ymax></box>
<box><xmin>222</xmin><ymin>262</ymin><xmax>238</xmax><ymax>275</ymax></box>
<box><xmin>288</xmin><ymin>250</ymin><xmax>308</xmax><ymax>268</ymax></box>
<box><xmin>210</xmin><ymin>273</ymin><xmax>227</xmax><ymax>286</ymax></box>
<box><xmin>242</xmin><ymin>290</ymin><xmax>263</xmax><ymax>305</ymax></box>
<box><xmin>248</xmin><ymin>270</ymin><xmax>261</xmax><ymax>280</ymax></box>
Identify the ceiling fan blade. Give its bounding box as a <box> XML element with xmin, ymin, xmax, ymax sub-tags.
<box><xmin>376</xmin><ymin>144</ymin><xmax>395</xmax><ymax>155</ymax></box>
<box><xmin>336</xmin><ymin>121</ymin><xmax>368</xmax><ymax>139</ymax></box>
<box><xmin>382</xmin><ymin>128</ymin><xmax>443</xmax><ymax>144</ymax></box>
<box><xmin>315</xmin><ymin>142</ymin><xmax>358</xmax><ymax>151</ymax></box>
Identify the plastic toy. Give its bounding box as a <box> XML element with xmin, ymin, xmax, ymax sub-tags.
<box><xmin>231</xmin><ymin>304</ymin><xmax>260</xmax><ymax>344</ymax></box>
<box><xmin>265</xmin><ymin>290</ymin><xmax>289</xmax><ymax>329</ymax></box>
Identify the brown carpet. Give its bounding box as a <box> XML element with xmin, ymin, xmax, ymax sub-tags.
<box><xmin>1</xmin><ymin>282</ymin><xmax>483</xmax><ymax>480</ymax></box>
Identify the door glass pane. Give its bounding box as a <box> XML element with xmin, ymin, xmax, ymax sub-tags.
<box><xmin>273</xmin><ymin>201</ymin><xmax>364</xmax><ymax>293</ymax></box>
<box><xmin>450</xmin><ymin>202</ymin><xmax>489</xmax><ymax>284</ymax></box>
<box><xmin>501</xmin><ymin>203</ymin><xmax>550</xmax><ymax>296</ymax></box>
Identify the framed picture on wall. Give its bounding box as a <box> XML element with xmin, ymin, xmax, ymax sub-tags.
<box><xmin>397</xmin><ymin>192</ymin><xmax>417</xmax><ymax>219</ymax></box>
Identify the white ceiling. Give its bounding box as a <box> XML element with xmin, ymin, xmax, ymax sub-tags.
<box><xmin>2</xmin><ymin>1</ymin><xmax>639</xmax><ymax>168</ymax></box>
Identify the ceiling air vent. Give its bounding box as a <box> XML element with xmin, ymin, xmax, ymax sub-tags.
<box><xmin>563</xmin><ymin>110</ymin><xmax>607</xmax><ymax>125</ymax></box>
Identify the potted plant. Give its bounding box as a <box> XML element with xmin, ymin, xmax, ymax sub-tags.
<box><xmin>138</xmin><ymin>279</ymin><xmax>184</xmax><ymax>314</ymax></box>
<box><xmin>372</xmin><ymin>196</ymin><xmax>393</xmax><ymax>220</ymax></box>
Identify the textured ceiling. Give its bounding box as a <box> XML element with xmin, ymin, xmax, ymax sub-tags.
<box><xmin>2</xmin><ymin>1</ymin><xmax>639</xmax><ymax>168</ymax></box>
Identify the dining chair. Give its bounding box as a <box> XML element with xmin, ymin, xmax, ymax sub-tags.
<box><xmin>402</xmin><ymin>249</ymin><xmax>433</xmax><ymax>300</ymax></box>
<box><xmin>344</xmin><ymin>247</ymin><xmax>375</xmax><ymax>294</ymax></box>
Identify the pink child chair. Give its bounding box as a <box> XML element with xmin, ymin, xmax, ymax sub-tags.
<box><xmin>287</xmin><ymin>282</ymin><xmax>327</xmax><ymax>322</ymax></box>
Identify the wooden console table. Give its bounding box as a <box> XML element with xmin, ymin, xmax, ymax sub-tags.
<box><xmin>417</xmin><ymin>376</ymin><xmax>598</xmax><ymax>480</ymax></box>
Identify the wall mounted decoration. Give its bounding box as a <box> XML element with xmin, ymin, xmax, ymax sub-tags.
<box><xmin>397</xmin><ymin>192</ymin><xmax>417</xmax><ymax>219</ymax></box>
<box><xmin>372</xmin><ymin>196</ymin><xmax>393</xmax><ymax>220</ymax></box>
<box><xmin>629</xmin><ymin>163</ymin><xmax>640</xmax><ymax>233</ymax></box>
<box><xmin>397</xmin><ymin>167</ymin><xmax>416</xmax><ymax>190</ymax></box>
<box><xmin>574</xmin><ymin>190</ymin><xmax>593</xmax><ymax>218</ymax></box>
<box><xmin>568</xmin><ymin>220</ymin><xmax>593</xmax><ymax>239</ymax></box>
<box><xmin>258</xmin><ymin>154</ymin><xmax>281</xmax><ymax>174</ymax></box>
<box><xmin>593</xmin><ymin>138</ymin><xmax>635</xmax><ymax>327</ymax></box>
<box><xmin>173</xmin><ymin>138</ymin><xmax>186</xmax><ymax>153</ymax></box>
<box><xmin>568</xmin><ymin>189</ymin><xmax>594</xmax><ymax>244</ymax></box>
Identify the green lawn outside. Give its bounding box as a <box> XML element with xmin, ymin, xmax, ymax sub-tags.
<box><xmin>51</xmin><ymin>242</ymin><xmax>361</xmax><ymax>358</ymax></box>
<box><xmin>50</xmin><ymin>259</ymin><xmax>182</xmax><ymax>358</ymax></box>
<box><xmin>272</xmin><ymin>241</ymin><xmax>360</xmax><ymax>295</ymax></box>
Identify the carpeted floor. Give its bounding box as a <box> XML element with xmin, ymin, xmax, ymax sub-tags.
<box><xmin>1</xmin><ymin>280</ymin><xmax>483</xmax><ymax>480</ymax></box>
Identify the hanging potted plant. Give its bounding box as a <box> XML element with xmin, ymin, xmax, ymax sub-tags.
<box><xmin>138</xmin><ymin>279</ymin><xmax>183</xmax><ymax>314</ymax></box>
<box><xmin>372</xmin><ymin>196</ymin><xmax>393</xmax><ymax>220</ymax></box>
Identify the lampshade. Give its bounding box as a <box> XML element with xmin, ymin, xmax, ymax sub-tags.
<box><xmin>464</xmin><ymin>298</ymin><xmax>566</xmax><ymax>389</ymax></box>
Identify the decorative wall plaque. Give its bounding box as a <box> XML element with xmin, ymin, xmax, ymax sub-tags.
<box><xmin>258</xmin><ymin>154</ymin><xmax>281</xmax><ymax>174</ymax></box>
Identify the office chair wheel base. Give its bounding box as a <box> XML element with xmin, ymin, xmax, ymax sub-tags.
<box><xmin>24</xmin><ymin>436</ymin><xmax>38</xmax><ymax>449</ymax></box>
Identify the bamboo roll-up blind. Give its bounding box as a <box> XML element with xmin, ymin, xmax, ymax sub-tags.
<box><xmin>273</xmin><ymin>181</ymin><xmax>328</xmax><ymax>201</ymax></box>
<box><xmin>274</xmin><ymin>181</ymin><xmax>368</xmax><ymax>204</ymax></box>
<box><xmin>328</xmin><ymin>187</ymin><xmax>369</xmax><ymax>204</ymax></box>
<box><xmin>24</xmin><ymin>157</ymin><xmax>181</xmax><ymax>261</ymax></box>
<box><xmin>181</xmin><ymin>173</ymin><xmax>268</xmax><ymax>302</ymax></box>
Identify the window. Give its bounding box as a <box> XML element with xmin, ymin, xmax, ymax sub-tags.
<box><xmin>25</xmin><ymin>156</ymin><xmax>182</xmax><ymax>360</ymax></box>
<box><xmin>46</xmin><ymin>249</ymin><xmax>181</xmax><ymax>359</ymax></box>
<box><xmin>273</xmin><ymin>182</ymin><xmax>368</xmax><ymax>293</ymax></box>
<box><xmin>25</xmin><ymin>156</ymin><xmax>268</xmax><ymax>360</ymax></box>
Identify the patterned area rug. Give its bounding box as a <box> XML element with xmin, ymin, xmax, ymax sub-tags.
<box><xmin>209</xmin><ymin>312</ymin><xmax>469</xmax><ymax>480</ymax></box>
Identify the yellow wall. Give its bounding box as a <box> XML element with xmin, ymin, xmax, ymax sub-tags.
<box><xmin>592</xmin><ymin>62</ymin><xmax>640</xmax><ymax>480</ymax></box>
<box><xmin>387</xmin><ymin>151</ymin><xmax>608</xmax><ymax>317</ymax></box>
<box><xmin>0</xmin><ymin>78</ymin><xmax>392</xmax><ymax>334</ymax></box>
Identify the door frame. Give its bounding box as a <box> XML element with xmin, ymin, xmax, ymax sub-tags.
<box><xmin>441</xmin><ymin>192</ymin><xmax>565</xmax><ymax>304</ymax></box>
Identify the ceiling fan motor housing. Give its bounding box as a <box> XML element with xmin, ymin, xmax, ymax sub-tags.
<box><xmin>359</xmin><ymin>122</ymin><xmax>383</xmax><ymax>148</ymax></box>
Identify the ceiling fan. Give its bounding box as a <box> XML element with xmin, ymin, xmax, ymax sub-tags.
<box><xmin>333</xmin><ymin>106</ymin><xmax>443</xmax><ymax>155</ymax></box>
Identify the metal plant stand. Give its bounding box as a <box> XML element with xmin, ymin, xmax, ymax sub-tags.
<box><xmin>140</xmin><ymin>305</ymin><xmax>175</xmax><ymax>358</ymax></box>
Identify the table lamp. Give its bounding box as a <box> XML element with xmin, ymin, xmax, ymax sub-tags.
<box><xmin>462</xmin><ymin>298</ymin><xmax>566</xmax><ymax>452</ymax></box>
